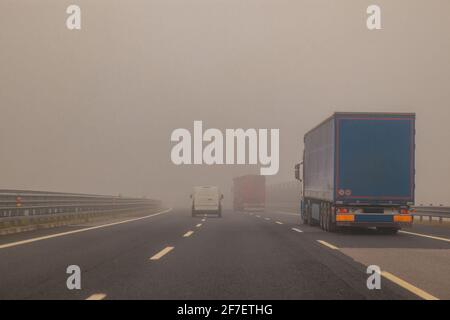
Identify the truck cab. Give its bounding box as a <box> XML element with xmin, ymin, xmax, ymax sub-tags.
<box><xmin>191</xmin><ymin>186</ymin><xmax>223</xmax><ymax>217</ymax></box>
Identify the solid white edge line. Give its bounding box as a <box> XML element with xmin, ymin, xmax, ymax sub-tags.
<box><xmin>0</xmin><ymin>208</ymin><xmax>173</xmax><ymax>250</ymax></box>
<box><xmin>317</xmin><ymin>240</ymin><xmax>339</xmax><ymax>250</ymax></box>
<box><xmin>381</xmin><ymin>271</ymin><xmax>439</xmax><ymax>300</ymax></box>
<box><xmin>399</xmin><ymin>230</ymin><xmax>450</xmax><ymax>243</ymax></box>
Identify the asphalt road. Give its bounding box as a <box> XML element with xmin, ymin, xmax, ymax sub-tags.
<box><xmin>0</xmin><ymin>208</ymin><xmax>448</xmax><ymax>300</ymax></box>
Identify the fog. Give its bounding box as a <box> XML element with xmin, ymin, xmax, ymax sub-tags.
<box><xmin>1</xmin><ymin>0</ymin><xmax>449</xmax><ymax>207</ymax></box>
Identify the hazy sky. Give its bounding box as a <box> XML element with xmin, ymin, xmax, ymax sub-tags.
<box><xmin>1</xmin><ymin>0</ymin><xmax>449</xmax><ymax>206</ymax></box>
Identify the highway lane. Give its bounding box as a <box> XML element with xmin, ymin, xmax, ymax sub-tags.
<box><xmin>0</xmin><ymin>208</ymin><xmax>179</xmax><ymax>299</ymax></box>
<box><xmin>0</xmin><ymin>207</ymin><xmax>446</xmax><ymax>299</ymax></box>
<box><xmin>258</xmin><ymin>210</ymin><xmax>450</xmax><ymax>299</ymax></box>
<box><xmin>115</xmin><ymin>210</ymin><xmax>414</xmax><ymax>299</ymax></box>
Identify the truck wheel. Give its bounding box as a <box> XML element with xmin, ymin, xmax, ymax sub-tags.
<box><xmin>377</xmin><ymin>227</ymin><xmax>399</xmax><ymax>235</ymax></box>
<box><xmin>308</xmin><ymin>202</ymin><xmax>316</xmax><ymax>226</ymax></box>
<box><xmin>319</xmin><ymin>211</ymin><xmax>324</xmax><ymax>230</ymax></box>
<box><xmin>300</xmin><ymin>213</ymin><xmax>308</xmax><ymax>225</ymax></box>
<box><xmin>300</xmin><ymin>204</ymin><xmax>308</xmax><ymax>225</ymax></box>
<box><xmin>327</xmin><ymin>211</ymin><xmax>336</xmax><ymax>232</ymax></box>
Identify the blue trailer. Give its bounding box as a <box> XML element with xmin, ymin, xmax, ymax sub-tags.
<box><xmin>295</xmin><ymin>112</ymin><xmax>415</xmax><ymax>234</ymax></box>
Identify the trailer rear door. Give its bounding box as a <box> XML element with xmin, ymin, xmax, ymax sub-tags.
<box><xmin>335</xmin><ymin>115</ymin><xmax>415</xmax><ymax>204</ymax></box>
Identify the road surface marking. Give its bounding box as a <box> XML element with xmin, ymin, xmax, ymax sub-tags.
<box><xmin>264</xmin><ymin>218</ymin><xmax>271</xmax><ymax>221</ymax></box>
<box><xmin>86</xmin><ymin>293</ymin><xmax>107</xmax><ymax>300</ymax></box>
<box><xmin>275</xmin><ymin>221</ymin><xmax>283</xmax><ymax>225</ymax></box>
<box><xmin>201</xmin><ymin>218</ymin><xmax>206</xmax><ymax>222</ymax></box>
<box><xmin>381</xmin><ymin>271</ymin><xmax>439</xmax><ymax>300</ymax></box>
<box><xmin>292</xmin><ymin>228</ymin><xmax>303</xmax><ymax>233</ymax></box>
<box><xmin>256</xmin><ymin>215</ymin><xmax>261</xmax><ymax>218</ymax></box>
<box><xmin>0</xmin><ymin>208</ymin><xmax>173</xmax><ymax>250</ymax></box>
<box><xmin>399</xmin><ymin>230</ymin><xmax>450</xmax><ymax>243</ymax></box>
<box><xmin>150</xmin><ymin>246</ymin><xmax>174</xmax><ymax>260</ymax></box>
<box><xmin>183</xmin><ymin>231</ymin><xmax>194</xmax><ymax>237</ymax></box>
<box><xmin>317</xmin><ymin>240</ymin><xmax>339</xmax><ymax>250</ymax></box>
<box><xmin>196</xmin><ymin>223</ymin><xmax>202</xmax><ymax>227</ymax></box>
<box><xmin>275</xmin><ymin>211</ymin><xmax>298</xmax><ymax>216</ymax></box>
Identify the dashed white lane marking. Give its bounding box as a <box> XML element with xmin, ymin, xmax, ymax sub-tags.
<box><xmin>275</xmin><ymin>221</ymin><xmax>283</xmax><ymax>225</ymax></box>
<box><xmin>381</xmin><ymin>271</ymin><xmax>439</xmax><ymax>300</ymax></box>
<box><xmin>86</xmin><ymin>293</ymin><xmax>107</xmax><ymax>300</ymax></box>
<box><xmin>317</xmin><ymin>240</ymin><xmax>339</xmax><ymax>250</ymax></box>
<box><xmin>201</xmin><ymin>218</ymin><xmax>206</xmax><ymax>222</ymax></box>
<box><xmin>150</xmin><ymin>246</ymin><xmax>174</xmax><ymax>260</ymax></box>
<box><xmin>399</xmin><ymin>230</ymin><xmax>450</xmax><ymax>243</ymax></box>
<box><xmin>196</xmin><ymin>223</ymin><xmax>202</xmax><ymax>228</ymax></box>
<box><xmin>256</xmin><ymin>215</ymin><xmax>261</xmax><ymax>218</ymax></box>
<box><xmin>264</xmin><ymin>218</ymin><xmax>271</xmax><ymax>221</ymax></box>
<box><xmin>0</xmin><ymin>208</ymin><xmax>173</xmax><ymax>250</ymax></box>
<box><xmin>292</xmin><ymin>228</ymin><xmax>303</xmax><ymax>233</ymax></box>
<box><xmin>183</xmin><ymin>231</ymin><xmax>194</xmax><ymax>237</ymax></box>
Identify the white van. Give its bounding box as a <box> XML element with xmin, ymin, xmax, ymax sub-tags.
<box><xmin>191</xmin><ymin>186</ymin><xmax>223</xmax><ymax>217</ymax></box>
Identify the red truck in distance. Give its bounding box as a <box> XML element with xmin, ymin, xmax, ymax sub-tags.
<box><xmin>233</xmin><ymin>175</ymin><xmax>266</xmax><ymax>212</ymax></box>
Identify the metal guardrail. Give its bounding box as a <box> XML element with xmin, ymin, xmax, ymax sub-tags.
<box><xmin>412</xmin><ymin>206</ymin><xmax>450</xmax><ymax>222</ymax></box>
<box><xmin>0</xmin><ymin>190</ymin><xmax>161</xmax><ymax>219</ymax></box>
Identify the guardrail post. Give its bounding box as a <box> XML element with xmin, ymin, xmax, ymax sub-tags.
<box><xmin>16</xmin><ymin>196</ymin><xmax>22</xmax><ymax>208</ymax></box>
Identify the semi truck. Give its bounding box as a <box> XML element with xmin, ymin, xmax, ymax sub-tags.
<box><xmin>295</xmin><ymin>112</ymin><xmax>415</xmax><ymax>234</ymax></box>
<box><xmin>233</xmin><ymin>175</ymin><xmax>266</xmax><ymax>212</ymax></box>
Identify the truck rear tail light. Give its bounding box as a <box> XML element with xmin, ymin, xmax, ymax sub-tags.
<box><xmin>336</xmin><ymin>214</ymin><xmax>354</xmax><ymax>222</ymax></box>
<box><xmin>337</xmin><ymin>208</ymin><xmax>349</xmax><ymax>213</ymax></box>
<box><xmin>394</xmin><ymin>215</ymin><xmax>412</xmax><ymax>222</ymax></box>
<box><xmin>400</xmin><ymin>209</ymin><xmax>409</xmax><ymax>215</ymax></box>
